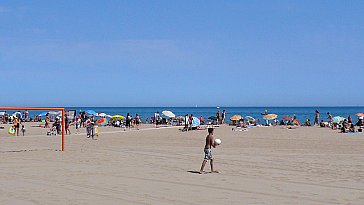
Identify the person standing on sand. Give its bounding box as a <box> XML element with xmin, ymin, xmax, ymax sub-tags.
<box><xmin>327</xmin><ymin>112</ymin><xmax>333</xmax><ymax>127</ymax></box>
<box><xmin>13</xmin><ymin>117</ymin><xmax>20</xmax><ymax>136</ymax></box>
<box><xmin>135</xmin><ymin>114</ymin><xmax>141</xmax><ymax>130</ymax></box>
<box><xmin>199</xmin><ymin>128</ymin><xmax>219</xmax><ymax>174</ymax></box>
<box><xmin>314</xmin><ymin>110</ymin><xmax>320</xmax><ymax>126</ymax></box>
<box><xmin>4</xmin><ymin>111</ymin><xmax>9</xmax><ymax>123</ymax></box>
<box><xmin>125</xmin><ymin>113</ymin><xmax>132</xmax><ymax>130</ymax></box>
<box><xmin>189</xmin><ymin>114</ymin><xmax>193</xmax><ymax>130</ymax></box>
<box><xmin>154</xmin><ymin>112</ymin><xmax>160</xmax><ymax>128</ymax></box>
<box><xmin>184</xmin><ymin>114</ymin><xmax>189</xmax><ymax>131</ymax></box>
<box><xmin>65</xmin><ymin>114</ymin><xmax>71</xmax><ymax>135</ymax></box>
<box><xmin>222</xmin><ymin>110</ymin><xmax>226</xmax><ymax>124</ymax></box>
<box><xmin>45</xmin><ymin>113</ymin><xmax>50</xmax><ymax>128</ymax></box>
<box><xmin>24</xmin><ymin>110</ymin><xmax>28</xmax><ymax>121</ymax></box>
<box><xmin>216</xmin><ymin>110</ymin><xmax>221</xmax><ymax>125</ymax></box>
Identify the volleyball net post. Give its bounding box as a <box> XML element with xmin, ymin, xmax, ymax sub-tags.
<box><xmin>0</xmin><ymin>107</ymin><xmax>65</xmax><ymax>151</ymax></box>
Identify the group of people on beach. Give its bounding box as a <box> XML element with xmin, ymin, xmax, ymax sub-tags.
<box><xmin>2</xmin><ymin>109</ymin><xmax>364</xmax><ymax>138</ymax></box>
<box><xmin>216</xmin><ymin>109</ymin><xmax>227</xmax><ymax>125</ymax></box>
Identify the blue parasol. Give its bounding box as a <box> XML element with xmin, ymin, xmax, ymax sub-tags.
<box><xmin>38</xmin><ymin>112</ymin><xmax>48</xmax><ymax>117</ymax></box>
<box><xmin>85</xmin><ymin>110</ymin><xmax>97</xmax><ymax>115</ymax></box>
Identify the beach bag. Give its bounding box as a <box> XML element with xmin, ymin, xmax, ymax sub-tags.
<box><xmin>8</xmin><ymin>126</ymin><xmax>15</xmax><ymax>135</ymax></box>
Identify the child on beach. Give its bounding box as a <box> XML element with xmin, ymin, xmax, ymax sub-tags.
<box><xmin>199</xmin><ymin>128</ymin><xmax>219</xmax><ymax>174</ymax></box>
<box><xmin>21</xmin><ymin>124</ymin><xmax>26</xmax><ymax>136</ymax></box>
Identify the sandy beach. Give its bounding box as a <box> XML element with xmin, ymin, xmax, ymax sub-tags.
<box><xmin>0</xmin><ymin>123</ymin><xmax>363</xmax><ymax>204</ymax></box>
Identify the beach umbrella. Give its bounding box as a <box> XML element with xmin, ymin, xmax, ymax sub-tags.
<box><xmin>230</xmin><ymin>115</ymin><xmax>242</xmax><ymax>121</ymax></box>
<box><xmin>245</xmin><ymin>116</ymin><xmax>255</xmax><ymax>122</ymax></box>
<box><xmin>97</xmin><ymin>118</ymin><xmax>107</xmax><ymax>126</ymax></box>
<box><xmin>263</xmin><ymin>114</ymin><xmax>278</xmax><ymax>120</ymax></box>
<box><xmin>208</xmin><ymin>116</ymin><xmax>217</xmax><ymax>120</ymax></box>
<box><xmin>282</xmin><ymin>115</ymin><xmax>292</xmax><ymax>121</ymax></box>
<box><xmin>49</xmin><ymin>111</ymin><xmax>60</xmax><ymax>115</ymax></box>
<box><xmin>111</xmin><ymin>115</ymin><xmax>124</xmax><ymax>120</ymax></box>
<box><xmin>192</xmin><ymin>116</ymin><xmax>200</xmax><ymax>127</ymax></box>
<box><xmin>97</xmin><ymin>113</ymin><xmax>107</xmax><ymax>117</ymax></box>
<box><xmin>105</xmin><ymin>115</ymin><xmax>112</xmax><ymax>118</ymax></box>
<box><xmin>85</xmin><ymin>110</ymin><xmax>97</xmax><ymax>115</ymax></box>
<box><xmin>175</xmin><ymin>116</ymin><xmax>185</xmax><ymax>121</ymax></box>
<box><xmin>332</xmin><ymin>116</ymin><xmax>345</xmax><ymax>123</ymax></box>
<box><xmin>162</xmin><ymin>110</ymin><xmax>175</xmax><ymax>118</ymax></box>
<box><xmin>355</xmin><ymin>113</ymin><xmax>364</xmax><ymax>117</ymax></box>
<box><xmin>12</xmin><ymin>112</ymin><xmax>22</xmax><ymax>117</ymax></box>
<box><xmin>0</xmin><ymin>112</ymin><xmax>5</xmax><ymax>116</ymax></box>
<box><xmin>38</xmin><ymin>112</ymin><xmax>48</xmax><ymax>117</ymax></box>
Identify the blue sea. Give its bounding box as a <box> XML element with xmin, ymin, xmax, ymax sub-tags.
<box><xmin>14</xmin><ymin>107</ymin><xmax>364</xmax><ymax>123</ymax></box>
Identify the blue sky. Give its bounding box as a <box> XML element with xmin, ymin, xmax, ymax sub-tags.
<box><xmin>1</xmin><ymin>0</ymin><xmax>363</xmax><ymax>107</ymax></box>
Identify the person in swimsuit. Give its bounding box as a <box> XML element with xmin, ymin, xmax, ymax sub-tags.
<box><xmin>45</xmin><ymin>113</ymin><xmax>50</xmax><ymax>128</ymax></box>
<box><xmin>135</xmin><ymin>114</ymin><xmax>141</xmax><ymax>130</ymax></box>
<box><xmin>199</xmin><ymin>128</ymin><xmax>219</xmax><ymax>174</ymax></box>
<box><xmin>65</xmin><ymin>114</ymin><xmax>71</xmax><ymax>135</ymax></box>
<box><xmin>13</xmin><ymin>117</ymin><xmax>20</xmax><ymax>136</ymax></box>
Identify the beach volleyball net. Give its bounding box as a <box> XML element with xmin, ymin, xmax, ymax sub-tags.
<box><xmin>0</xmin><ymin>107</ymin><xmax>65</xmax><ymax>152</ymax></box>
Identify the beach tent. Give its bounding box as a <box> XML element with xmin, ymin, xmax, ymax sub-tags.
<box><xmin>192</xmin><ymin>117</ymin><xmax>200</xmax><ymax>127</ymax></box>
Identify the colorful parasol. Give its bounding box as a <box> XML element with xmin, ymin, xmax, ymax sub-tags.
<box><xmin>282</xmin><ymin>115</ymin><xmax>292</xmax><ymax>121</ymax></box>
<box><xmin>97</xmin><ymin>118</ymin><xmax>107</xmax><ymax>126</ymax></box>
<box><xmin>263</xmin><ymin>114</ymin><xmax>278</xmax><ymax>120</ymax></box>
<box><xmin>230</xmin><ymin>115</ymin><xmax>242</xmax><ymax>121</ymax></box>
<box><xmin>355</xmin><ymin>113</ymin><xmax>364</xmax><ymax>117</ymax></box>
<box><xmin>111</xmin><ymin>115</ymin><xmax>124</xmax><ymax>120</ymax></box>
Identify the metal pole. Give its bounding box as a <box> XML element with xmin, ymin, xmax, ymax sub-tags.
<box><xmin>61</xmin><ymin>108</ymin><xmax>65</xmax><ymax>151</ymax></box>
